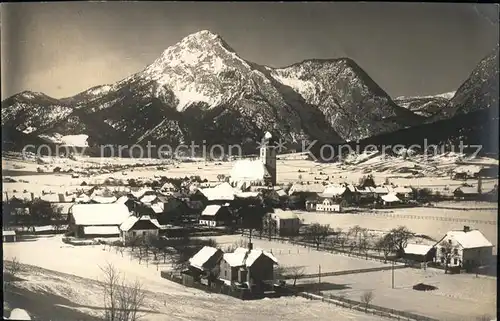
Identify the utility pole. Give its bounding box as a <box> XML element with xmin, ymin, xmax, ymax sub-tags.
<box><xmin>391</xmin><ymin>259</ymin><xmax>395</xmax><ymax>289</ymax></box>
<box><xmin>319</xmin><ymin>265</ymin><xmax>321</xmax><ymax>288</ymax></box>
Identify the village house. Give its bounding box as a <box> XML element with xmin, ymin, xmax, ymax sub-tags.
<box><xmin>68</xmin><ymin>203</ymin><xmax>131</xmax><ymax>238</ymax></box>
<box><xmin>199</xmin><ymin>204</ymin><xmax>233</xmax><ymax>227</ymax></box>
<box><xmin>453</xmin><ymin>186</ymin><xmax>481</xmax><ymax>200</ymax></box>
<box><xmin>199</xmin><ymin>182</ymin><xmax>236</xmax><ymax>205</ymax></box>
<box><xmin>379</xmin><ymin>193</ymin><xmax>403</xmax><ymax>207</ymax></box>
<box><xmin>355</xmin><ymin>186</ymin><xmax>376</xmax><ymax>204</ymax></box>
<box><xmin>389</xmin><ymin>186</ymin><xmax>414</xmax><ymax>200</ymax></box>
<box><xmin>322</xmin><ymin>184</ymin><xmax>355</xmax><ymax>204</ymax></box>
<box><xmin>434</xmin><ymin>226</ymin><xmax>493</xmax><ymax>272</ymax></box>
<box><xmin>268</xmin><ymin>209</ymin><xmax>301</xmax><ymax>236</ymax></box>
<box><xmin>219</xmin><ymin>246</ymin><xmax>278</xmax><ymax>292</ymax></box>
<box><xmin>3</xmin><ymin>230</ymin><xmax>17</xmax><ymax>242</ymax></box>
<box><xmin>188</xmin><ymin>246</ymin><xmax>224</xmax><ymax>284</ymax></box>
<box><xmin>119</xmin><ymin>215</ymin><xmax>161</xmax><ymax>245</ymax></box>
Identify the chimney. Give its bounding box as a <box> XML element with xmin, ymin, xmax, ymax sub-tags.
<box><xmin>477</xmin><ymin>177</ymin><xmax>482</xmax><ymax>195</ymax></box>
<box><xmin>31</xmin><ymin>193</ymin><xmax>34</xmax><ymax>201</ymax></box>
<box><xmin>463</xmin><ymin>226</ymin><xmax>470</xmax><ymax>233</ymax></box>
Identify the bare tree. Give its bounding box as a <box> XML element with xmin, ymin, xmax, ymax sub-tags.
<box><xmin>262</xmin><ymin>214</ymin><xmax>277</xmax><ymax>240</ymax></box>
<box><xmin>5</xmin><ymin>257</ymin><xmax>22</xmax><ymax>279</ymax></box>
<box><xmin>387</xmin><ymin>226</ymin><xmax>414</xmax><ymax>257</ymax></box>
<box><xmin>99</xmin><ymin>262</ymin><xmax>147</xmax><ymax>321</ymax></box>
<box><xmin>288</xmin><ymin>266</ymin><xmax>305</xmax><ymax>287</ymax></box>
<box><xmin>360</xmin><ymin>290</ymin><xmax>374</xmax><ymax>312</ymax></box>
<box><xmin>375</xmin><ymin>235</ymin><xmax>393</xmax><ymax>263</ymax></box>
<box><xmin>304</xmin><ymin>223</ymin><xmax>330</xmax><ymax>250</ymax></box>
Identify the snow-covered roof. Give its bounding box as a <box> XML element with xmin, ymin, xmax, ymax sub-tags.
<box><xmin>223</xmin><ymin>247</ymin><xmax>278</xmax><ymax>267</ymax></box>
<box><xmin>381</xmin><ymin>193</ymin><xmax>401</xmax><ymax>203</ymax></box>
<box><xmin>40</xmin><ymin>193</ymin><xmax>69</xmax><ymax>203</ymax></box>
<box><xmin>453</xmin><ymin>165</ymin><xmax>481</xmax><ymax>174</ymax></box>
<box><xmin>75</xmin><ymin>194</ymin><xmax>91</xmax><ymax>203</ymax></box>
<box><xmin>160</xmin><ymin>182</ymin><xmax>177</xmax><ymax>191</ymax></box>
<box><xmin>454</xmin><ymin>187</ymin><xmax>478</xmax><ymax>195</ymax></box>
<box><xmin>131</xmin><ymin>188</ymin><xmax>154</xmax><ymax>199</ymax></box>
<box><xmin>356</xmin><ymin>187</ymin><xmax>374</xmax><ymax>194</ymax></box>
<box><xmin>119</xmin><ymin>215</ymin><xmax>161</xmax><ymax>232</ymax></box>
<box><xmin>150</xmin><ymin>202</ymin><xmax>164</xmax><ymax>214</ymax></box>
<box><xmin>272</xmin><ymin>209</ymin><xmax>299</xmax><ymax>220</ymax></box>
<box><xmin>322</xmin><ymin>185</ymin><xmax>347</xmax><ymax>197</ymax></box>
<box><xmin>115</xmin><ymin>195</ymin><xmax>130</xmax><ymax>204</ymax></box>
<box><xmin>83</xmin><ymin>226</ymin><xmax>120</xmax><ymax>235</ymax></box>
<box><xmin>229</xmin><ymin>159</ymin><xmax>270</xmax><ymax>183</ymax></box>
<box><xmin>189</xmin><ymin>246</ymin><xmax>221</xmax><ymax>271</ymax></box>
<box><xmin>8</xmin><ymin>308</ymin><xmax>31</xmax><ymax>320</ymax></box>
<box><xmin>71</xmin><ymin>203</ymin><xmax>131</xmax><ymax>226</ymax></box>
<box><xmin>140</xmin><ymin>194</ymin><xmax>158</xmax><ymax>204</ymax></box>
<box><xmin>235</xmin><ymin>191</ymin><xmax>261</xmax><ymax>198</ymax></box>
<box><xmin>3</xmin><ymin>230</ymin><xmax>16</xmax><ymax>236</ymax></box>
<box><xmin>444</xmin><ymin>230</ymin><xmax>493</xmax><ymax>249</ymax></box>
<box><xmin>199</xmin><ymin>182</ymin><xmax>236</xmax><ymax>201</ymax></box>
<box><xmin>276</xmin><ymin>189</ymin><xmax>287</xmax><ymax>197</ymax></box>
<box><xmin>91</xmin><ymin>196</ymin><xmax>117</xmax><ymax>204</ymax></box>
<box><xmin>288</xmin><ymin>183</ymin><xmax>325</xmax><ymax>195</ymax></box>
<box><xmin>202</xmin><ymin>204</ymin><xmax>223</xmax><ymax>216</ymax></box>
<box><xmin>404</xmin><ymin>243</ymin><xmax>433</xmax><ymax>256</ymax></box>
<box><xmin>373</xmin><ymin>186</ymin><xmax>389</xmax><ymax>194</ymax></box>
<box><xmin>392</xmin><ymin>186</ymin><xmax>413</xmax><ymax>194</ymax></box>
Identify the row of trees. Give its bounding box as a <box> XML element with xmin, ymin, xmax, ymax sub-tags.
<box><xmin>3</xmin><ymin>199</ymin><xmax>66</xmax><ymax>231</ymax></box>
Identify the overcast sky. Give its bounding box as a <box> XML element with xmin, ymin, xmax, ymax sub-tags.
<box><xmin>1</xmin><ymin>2</ymin><xmax>498</xmax><ymax>99</ymax></box>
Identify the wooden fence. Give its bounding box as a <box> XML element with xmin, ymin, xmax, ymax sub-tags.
<box><xmin>298</xmin><ymin>291</ymin><xmax>439</xmax><ymax>321</ymax></box>
<box><xmin>288</xmin><ymin>264</ymin><xmax>408</xmax><ymax>280</ymax></box>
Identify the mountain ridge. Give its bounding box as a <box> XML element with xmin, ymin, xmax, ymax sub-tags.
<box><xmin>2</xmin><ymin>30</ymin><xmax>497</xmax><ymax>151</ymax></box>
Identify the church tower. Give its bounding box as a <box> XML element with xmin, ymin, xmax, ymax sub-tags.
<box><xmin>260</xmin><ymin>132</ymin><xmax>277</xmax><ymax>186</ymax></box>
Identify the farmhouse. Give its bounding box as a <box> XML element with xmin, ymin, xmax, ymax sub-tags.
<box><xmin>434</xmin><ymin>226</ymin><xmax>493</xmax><ymax>272</ymax></box>
<box><xmin>322</xmin><ymin>184</ymin><xmax>354</xmax><ymax>203</ymax></box>
<box><xmin>389</xmin><ymin>186</ymin><xmax>414</xmax><ymax>200</ymax></box>
<box><xmin>269</xmin><ymin>209</ymin><xmax>301</xmax><ymax>236</ymax></box>
<box><xmin>68</xmin><ymin>203</ymin><xmax>131</xmax><ymax>238</ymax></box>
<box><xmin>219</xmin><ymin>246</ymin><xmax>278</xmax><ymax>290</ymax></box>
<box><xmin>119</xmin><ymin>215</ymin><xmax>161</xmax><ymax>245</ymax></box>
<box><xmin>380</xmin><ymin>193</ymin><xmax>402</xmax><ymax>207</ymax></box>
<box><xmin>3</xmin><ymin>230</ymin><xmax>17</xmax><ymax>242</ymax></box>
<box><xmin>453</xmin><ymin>186</ymin><xmax>480</xmax><ymax>200</ymax></box>
<box><xmin>188</xmin><ymin>246</ymin><xmax>224</xmax><ymax>282</ymax></box>
<box><xmin>199</xmin><ymin>204</ymin><xmax>233</xmax><ymax>227</ymax></box>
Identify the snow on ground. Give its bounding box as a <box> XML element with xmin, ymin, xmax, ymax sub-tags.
<box><xmin>301</xmin><ymin>267</ymin><xmax>496</xmax><ymax>321</ymax></box>
<box><xmin>3</xmin><ymin>236</ymin><xmax>386</xmax><ymax>321</ymax></box>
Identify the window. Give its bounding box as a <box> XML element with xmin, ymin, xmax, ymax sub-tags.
<box><xmin>143</xmin><ymin>231</ymin><xmax>146</xmax><ymax>236</ymax></box>
<box><xmin>453</xmin><ymin>258</ymin><xmax>458</xmax><ymax>265</ymax></box>
<box><xmin>440</xmin><ymin>257</ymin><xmax>444</xmax><ymax>263</ymax></box>
<box><xmin>224</xmin><ymin>270</ymin><xmax>227</xmax><ymax>277</ymax></box>
<box><xmin>132</xmin><ymin>231</ymin><xmax>136</xmax><ymax>236</ymax></box>
<box><xmin>453</xmin><ymin>249</ymin><xmax>458</xmax><ymax>256</ymax></box>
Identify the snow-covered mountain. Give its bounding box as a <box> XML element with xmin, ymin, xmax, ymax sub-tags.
<box><xmin>1</xmin><ymin>30</ymin><xmax>496</xmax><ymax>150</ymax></box>
<box><xmin>431</xmin><ymin>45</ymin><xmax>499</xmax><ymax>122</ymax></box>
<box><xmin>394</xmin><ymin>91</ymin><xmax>456</xmax><ymax>117</ymax></box>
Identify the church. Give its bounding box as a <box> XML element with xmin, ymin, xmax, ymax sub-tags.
<box><xmin>229</xmin><ymin>132</ymin><xmax>277</xmax><ymax>187</ymax></box>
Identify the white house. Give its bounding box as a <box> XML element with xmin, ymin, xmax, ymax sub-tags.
<box><xmin>315</xmin><ymin>198</ymin><xmax>344</xmax><ymax>212</ymax></box>
<box><xmin>199</xmin><ymin>182</ymin><xmax>236</xmax><ymax>202</ymax></box>
<box><xmin>119</xmin><ymin>215</ymin><xmax>161</xmax><ymax>245</ymax></box>
<box><xmin>3</xmin><ymin>230</ymin><xmax>17</xmax><ymax>242</ymax></box>
<box><xmin>434</xmin><ymin>226</ymin><xmax>494</xmax><ymax>270</ymax></box>
<box><xmin>380</xmin><ymin>193</ymin><xmax>402</xmax><ymax>206</ymax></box>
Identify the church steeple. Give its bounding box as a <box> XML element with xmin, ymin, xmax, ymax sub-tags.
<box><xmin>260</xmin><ymin>132</ymin><xmax>277</xmax><ymax>186</ymax></box>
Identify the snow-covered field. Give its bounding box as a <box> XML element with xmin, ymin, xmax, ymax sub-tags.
<box><xmin>303</xmin><ymin>268</ymin><xmax>497</xmax><ymax>321</ymax></box>
<box><xmin>3</xmin><ymin>235</ymin><xmax>386</xmax><ymax>321</ymax></box>
<box><xmin>297</xmin><ymin>207</ymin><xmax>498</xmax><ymax>250</ymax></box>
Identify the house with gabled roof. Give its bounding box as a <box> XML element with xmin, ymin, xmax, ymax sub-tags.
<box><xmin>219</xmin><ymin>246</ymin><xmax>278</xmax><ymax>291</ymax></box>
<box><xmin>69</xmin><ymin>203</ymin><xmax>131</xmax><ymax>238</ymax></box>
<box><xmin>199</xmin><ymin>204</ymin><xmax>233</xmax><ymax>227</ymax></box>
<box><xmin>119</xmin><ymin>215</ymin><xmax>161</xmax><ymax>245</ymax></box>
<box><xmin>434</xmin><ymin>226</ymin><xmax>493</xmax><ymax>272</ymax></box>
<box><xmin>188</xmin><ymin>246</ymin><xmax>224</xmax><ymax>283</ymax></box>
<box><xmin>268</xmin><ymin>209</ymin><xmax>301</xmax><ymax>236</ymax></box>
